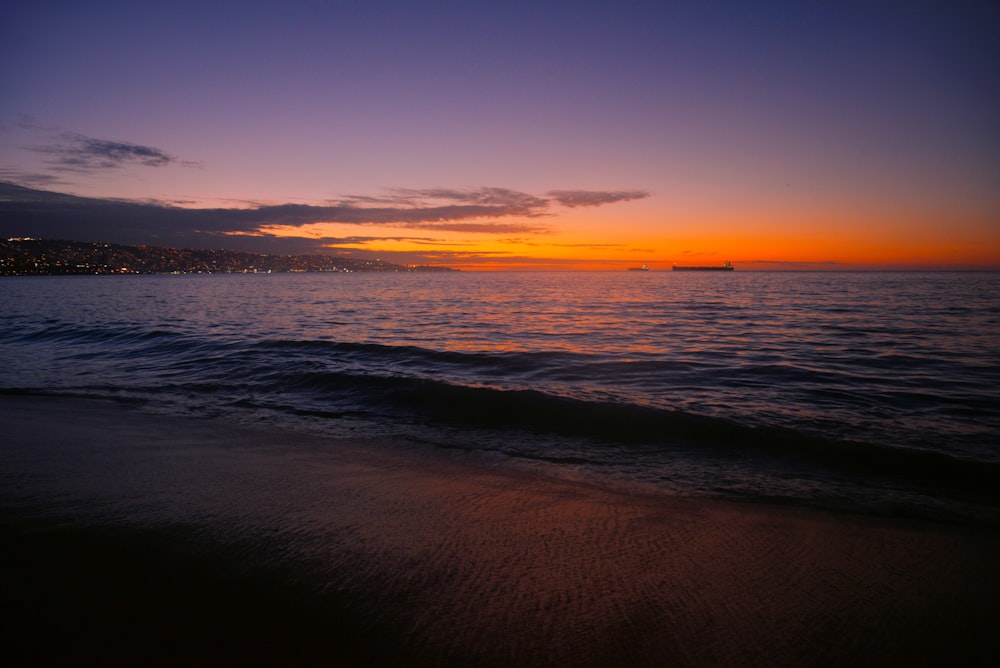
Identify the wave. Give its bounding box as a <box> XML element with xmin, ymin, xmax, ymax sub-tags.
<box><xmin>4</xmin><ymin>321</ymin><xmax>999</xmax><ymax>510</ymax></box>
<box><xmin>309</xmin><ymin>373</ymin><xmax>1000</xmax><ymax>495</ymax></box>
<box><xmin>6</xmin><ymin>367</ymin><xmax>998</xmax><ymax>510</ymax></box>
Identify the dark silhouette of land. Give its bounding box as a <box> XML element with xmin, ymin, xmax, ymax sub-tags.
<box><xmin>0</xmin><ymin>238</ymin><xmax>454</xmax><ymax>275</ymax></box>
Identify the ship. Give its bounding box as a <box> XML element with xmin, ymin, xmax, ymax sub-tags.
<box><xmin>672</xmin><ymin>261</ymin><xmax>734</xmax><ymax>271</ymax></box>
<box><xmin>628</xmin><ymin>264</ymin><xmax>649</xmax><ymax>271</ymax></box>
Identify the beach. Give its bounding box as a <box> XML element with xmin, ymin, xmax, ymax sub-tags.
<box><xmin>2</xmin><ymin>395</ymin><xmax>998</xmax><ymax>666</ymax></box>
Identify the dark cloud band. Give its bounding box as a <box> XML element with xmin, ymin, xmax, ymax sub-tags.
<box><xmin>0</xmin><ymin>181</ymin><xmax>649</xmax><ymax>254</ymax></box>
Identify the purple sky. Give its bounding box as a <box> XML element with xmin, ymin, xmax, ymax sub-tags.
<box><xmin>2</xmin><ymin>1</ymin><xmax>998</xmax><ymax>268</ymax></box>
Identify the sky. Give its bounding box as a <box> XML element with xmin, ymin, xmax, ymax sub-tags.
<box><xmin>2</xmin><ymin>0</ymin><xmax>998</xmax><ymax>270</ymax></box>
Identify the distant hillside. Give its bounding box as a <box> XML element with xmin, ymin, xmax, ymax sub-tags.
<box><xmin>0</xmin><ymin>238</ymin><xmax>455</xmax><ymax>275</ymax></box>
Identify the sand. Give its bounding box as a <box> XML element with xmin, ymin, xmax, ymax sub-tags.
<box><xmin>2</xmin><ymin>395</ymin><xmax>998</xmax><ymax>667</ymax></box>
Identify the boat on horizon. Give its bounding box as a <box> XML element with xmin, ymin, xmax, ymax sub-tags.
<box><xmin>628</xmin><ymin>264</ymin><xmax>650</xmax><ymax>271</ymax></box>
<box><xmin>672</xmin><ymin>261</ymin><xmax>734</xmax><ymax>271</ymax></box>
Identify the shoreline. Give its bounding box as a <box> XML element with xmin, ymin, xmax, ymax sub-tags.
<box><xmin>3</xmin><ymin>395</ymin><xmax>999</xmax><ymax>666</ymax></box>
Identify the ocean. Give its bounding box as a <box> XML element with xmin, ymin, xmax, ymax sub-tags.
<box><xmin>3</xmin><ymin>271</ymin><xmax>999</xmax><ymax>524</ymax></box>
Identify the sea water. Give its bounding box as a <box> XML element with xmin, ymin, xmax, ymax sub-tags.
<box><xmin>2</xmin><ymin>271</ymin><xmax>998</xmax><ymax>522</ymax></box>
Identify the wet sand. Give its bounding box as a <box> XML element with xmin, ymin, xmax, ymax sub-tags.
<box><xmin>2</xmin><ymin>395</ymin><xmax>999</xmax><ymax>666</ymax></box>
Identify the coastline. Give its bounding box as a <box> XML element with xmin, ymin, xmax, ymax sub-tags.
<box><xmin>3</xmin><ymin>395</ymin><xmax>998</xmax><ymax>666</ymax></box>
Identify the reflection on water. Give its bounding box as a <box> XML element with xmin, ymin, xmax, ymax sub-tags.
<box><xmin>2</xmin><ymin>271</ymin><xmax>999</xmax><ymax>520</ymax></box>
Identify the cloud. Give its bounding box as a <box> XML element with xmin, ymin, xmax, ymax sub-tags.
<box><xmin>0</xmin><ymin>181</ymin><xmax>645</xmax><ymax>254</ymax></box>
<box><xmin>5</xmin><ymin>117</ymin><xmax>190</xmax><ymax>174</ymax></box>
<box><xmin>209</xmin><ymin>202</ymin><xmax>552</xmax><ymax>230</ymax></box>
<box><xmin>318</xmin><ymin>235</ymin><xmax>443</xmax><ymax>246</ymax></box>
<box><xmin>336</xmin><ymin>187</ymin><xmax>552</xmax><ymax>218</ymax></box>
<box><xmin>0</xmin><ymin>168</ymin><xmax>67</xmax><ymax>188</ymax></box>
<box><xmin>12</xmin><ymin>113</ymin><xmax>55</xmax><ymax>132</ymax></box>
<box><xmin>546</xmin><ymin>189</ymin><xmax>649</xmax><ymax>208</ymax></box>
<box><xmin>326</xmin><ymin>187</ymin><xmax>650</xmax><ymax>226</ymax></box>
<box><xmin>31</xmin><ymin>133</ymin><xmax>177</xmax><ymax>171</ymax></box>
<box><xmin>402</xmin><ymin>221</ymin><xmax>549</xmax><ymax>234</ymax></box>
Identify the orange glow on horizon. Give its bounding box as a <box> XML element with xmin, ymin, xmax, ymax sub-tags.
<box><xmin>246</xmin><ymin>206</ymin><xmax>1000</xmax><ymax>271</ymax></box>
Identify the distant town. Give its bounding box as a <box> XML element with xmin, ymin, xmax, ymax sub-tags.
<box><xmin>1</xmin><ymin>238</ymin><xmax>455</xmax><ymax>275</ymax></box>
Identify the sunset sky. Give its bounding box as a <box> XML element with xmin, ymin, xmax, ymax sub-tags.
<box><xmin>2</xmin><ymin>1</ymin><xmax>998</xmax><ymax>269</ymax></box>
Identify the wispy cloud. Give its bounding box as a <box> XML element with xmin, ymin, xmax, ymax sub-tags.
<box><xmin>312</xmin><ymin>235</ymin><xmax>486</xmax><ymax>249</ymax></box>
<box><xmin>31</xmin><ymin>133</ymin><xmax>178</xmax><ymax>171</ymax></box>
<box><xmin>545</xmin><ymin>189</ymin><xmax>649</xmax><ymax>207</ymax></box>
<box><xmin>0</xmin><ymin>168</ymin><xmax>67</xmax><ymax>188</ymax></box>
<box><xmin>340</xmin><ymin>187</ymin><xmax>651</xmax><ymax>212</ymax></box>
<box><xmin>403</xmin><ymin>221</ymin><xmax>549</xmax><ymax>234</ymax></box>
<box><xmin>232</xmin><ymin>187</ymin><xmax>647</xmax><ymax>231</ymax></box>
<box><xmin>340</xmin><ymin>187</ymin><xmax>551</xmax><ymax>215</ymax></box>
<box><xmin>326</xmin><ymin>186</ymin><xmax>649</xmax><ymax>226</ymax></box>
<box><xmin>7</xmin><ymin>117</ymin><xmax>199</xmax><ymax>176</ymax></box>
